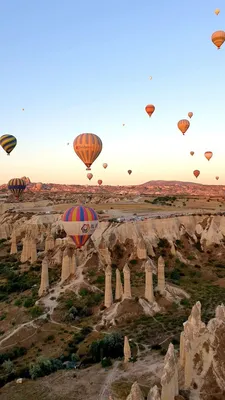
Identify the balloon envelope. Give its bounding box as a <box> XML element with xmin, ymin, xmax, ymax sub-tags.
<box><xmin>8</xmin><ymin>178</ymin><xmax>26</xmax><ymax>198</ymax></box>
<box><xmin>177</xmin><ymin>119</ymin><xmax>190</xmax><ymax>135</ymax></box>
<box><xmin>211</xmin><ymin>31</ymin><xmax>225</xmax><ymax>49</ymax></box>
<box><xmin>190</xmin><ymin>151</ymin><xmax>194</xmax><ymax>156</ymax></box>
<box><xmin>87</xmin><ymin>173</ymin><xmax>93</xmax><ymax>180</ymax></box>
<box><xmin>73</xmin><ymin>133</ymin><xmax>102</xmax><ymax>170</ymax></box>
<box><xmin>128</xmin><ymin>170</ymin><xmax>132</xmax><ymax>175</ymax></box>
<box><xmin>145</xmin><ymin>104</ymin><xmax>155</xmax><ymax>117</ymax></box>
<box><xmin>215</xmin><ymin>9</ymin><xmax>220</xmax><ymax>15</ymax></box>
<box><xmin>188</xmin><ymin>112</ymin><xmax>193</xmax><ymax>118</ymax></box>
<box><xmin>216</xmin><ymin>176</ymin><xmax>219</xmax><ymax>180</ymax></box>
<box><xmin>204</xmin><ymin>151</ymin><xmax>213</xmax><ymax>161</ymax></box>
<box><xmin>0</xmin><ymin>134</ymin><xmax>17</xmax><ymax>155</ymax></box>
<box><xmin>103</xmin><ymin>163</ymin><xmax>108</xmax><ymax>169</ymax></box>
<box><xmin>98</xmin><ymin>180</ymin><xmax>102</xmax><ymax>186</ymax></box>
<box><xmin>193</xmin><ymin>170</ymin><xmax>200</xmax><ymax>178</ymax></box>
<box><xmin>62</xmin><ymin>205</ymin><xmax>98</xmax><ymax>248</ymax></box>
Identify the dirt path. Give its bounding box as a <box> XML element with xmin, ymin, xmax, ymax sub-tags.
<box><xmin>99</xmin><ymin>361</ymin><xmax>120</xmax><ymax>400</ymax></box>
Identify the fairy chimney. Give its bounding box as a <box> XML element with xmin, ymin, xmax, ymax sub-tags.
<box><xmin>38</xmin><ymin>258</ymin><xmax>49</xmax><ymax>297</ymax></box>
<box><xmin>157</xmin><ymin>256</ymin><xmax>165</xmax><ymax>294</ymax></box>
<box><xmin>115</xmin><ymin>268</ymin><xmax>123</xmax><ymax>300</ymax></box>
<box><xmin>145</xmin><ymin>260</ymin><xmax>154</xmax><ymax>302</ymax></box>
<box><xmin>123</xmin><ymin>264</ymin><xmax>132</xmax><ymax>300</ymax></box>
<box><xmin>124</xmin><ymin>336</ymin><xmax>131</xmax><ymax>363</ymax></box>
<box><xmin>104</xmin><ymin>265</ymin><xmax>113</xmax><ymax>308</ymax></box>
<box><xmin>10</xmin><ymin>232</ymin><xmax>17</xmax><ymax>254</ymax></box>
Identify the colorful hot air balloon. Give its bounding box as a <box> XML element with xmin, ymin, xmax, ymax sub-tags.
<box><xmin>61</xmin><ymin>205</ymin><xmax>98</xmax><ymax>248</ymax></box>
<box><xmin>103</xmin><ymin>163</ymin><xmax>108</xmax><ymax>169</ymax></box>
<box><xmin>0</xmin><ymin>134</ymin><xmax>17</xmax><ymax>155</ymax></box>
<box><xmin>98</xmin><ymin>179</ymin><xmax>102</xmax><ymax>186</ymax></box>
<box><xmin>216</xmin><ymin>176</ymin><xmax>219</xmax><ymax>180</ymax></box>
<box><xmin>215</xmin><ymin>9</ymin><xmax>220</xmax><ymax>15</ymax></box>
<box><xmin>188</xmin><ymin>112</ymin><xmax>193</xmax><ymax>118</ymax></box>
<box><xmin>204</xmin><ymin>151</ymin><xmax>213</xmax><ymax>161</ymax></box>
<box><xmin>8</xmin><ymin>178</ymin><xmax>26</xmax><ymax>199</ymax></box>
<box><xmin>211</xmin><ymin>31</ymin><xmax>225</xmax><ymax>49</ymax></box>
<box><xmin>145</xmin><ymin>104</ymin><xmax>155</xmax><ymax>117</ymax></box>
<box><xmin>193</xmin><ymin>170</ymin><xmax>200</xmax><ymax>178</ymax></box>
<box><xmin>177</xmin><ymin>119</ymin><xmax>190</xmax><ymax>135</ymax></box>
<box><xmin>87</xmin><ymin>173</ymin><xmax>93</xmax><ymax>180</ymax></box>
<box><xmin>73</xmin><ymin>133</ymin><xmax>102</xmax><ymax>170</ymax></box>
<box><xmin>128</xmin><ymin>170</ymin><xmax>132</xmax><ymax>175</ymax></box>
<box><xmin>190</xmin><ymin>151</ymin><xmax>194</xmax><ymax>156</ymax></box>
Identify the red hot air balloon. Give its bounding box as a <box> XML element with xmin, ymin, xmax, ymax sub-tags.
<box><xmin>61</xmin><ymin>205</ymin><xmax>98</xmax><ymax>248</ymax></box>
<box><xmin>193</xmin><ymin>170</ymin><xmax>200</xmax><ymax>178</ymax></box>
<box><xmin>87</xmin><ymin>173</ymin><xmax>93</xmax><ymax>180</ymax></box>
<box><xmin>145</xmin><ymin>104</ymin><xmax>155</xmax><ymax>117</ymax></box>
<box><xmin>98</xmin><ymin>180</ymin><xmax>102</xmax><ymax>186</ymax></box>
<box><xmin>128</xmin><ymin>170</ymin><xmax>132</xmax><ymax>175</ymax></box>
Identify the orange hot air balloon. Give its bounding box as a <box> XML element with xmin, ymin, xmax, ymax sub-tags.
<box><xmin>190</xmin><ymin>151</ymin><xmax>194</xmax><ymax>156</ymax></box>
<box><xmin>188</xmin><ymin>112</ymin><xmax>193</xmax><ymax>118</ymax></box>
<box><xmin>177</xmin><ymin>119</ymin><xmax>190</xmax><ymax>135</ymax></box>
<box><xmin>204</xmin><ymin>151</ymin><xmax>213</xmax><ymax>161</ymax></box>
<box><xmin>216</xmin><ymin>176</ymin><xmax>219</xmax><ymax>180</ymax></box>
<box><xmin>87</xmin><ymin>173</ymin><xmax>93</xmax><ymax>180</ymax></box>
<box><xmin>103</xmin><ymin>163</ymin><xmax>108</xmax><ymax>169</ymax></box>
<box><xmin>211</xmin><ymin>31</ymin><xmax>225</xmax><ymax>49</ymax></box>
<box><xmin>73</xmin><ymin>133</ymin><xmax>102</xmax><ymax>170</ymax></box>
<box><xmin>215</xmin><ymin>9</ymin><xmax>220</xmax><ymax>15</ymax></box>
<box><xmin>145</xmin><ymin>104</ymin><xmax>155</xmax><ymax>117</ymax></box>
<box><xmin>128</xmin><ymin>170</ymin><xmax>132</xmax><ymax>175</ymax></box>
<box><xmin>193</xmin><ymin>170</ymin><xmax>200</xmax><ymax>178</ymax></box>
<box><xmin>98</xmin><ymin>179</ymin><xmax>102</xmax><ymax>186</ymax></box>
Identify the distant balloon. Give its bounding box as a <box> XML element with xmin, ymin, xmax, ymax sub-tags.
<box><xmin>128</xmin><ymin>170</ymin><xmax>132</xmax><ymax>175</ymax></box>
<box><xmin>22</xmin><ymin>108</ymin><xmax>24</xmax><ymax>111</ymax></box>
<box><xmin>98</xmin><ymin>179</ymin><xmax>102</xmax><ymax>186</ymax></box>
<box><xmin>211</xmin><ymin>31</ymin><xmax>225</xmax><ymax>49</ymax></box>
<box><xmin>73</xmin><ymin>133</ymin><xmax>102</xmax><ymax>170</ymax></box>
<box><xmin>177</xmin><ymin>119</ymin><xmax>190</xmax><ymax>135</ymax></box>
<box><xmin>103</xmin><ymin>163</ymin><xmax>108</xmax><ymax>169</ymax></box>
<box><xmin>193</xmin><ymin>170</ymin><xmax>200</xmax><ymax>178</ymax></box>
<box><xmin>8</xmin><ymin>178</ymin><xmax>26</xmax><ymax>199</ymax></box>
<box><xmin>204</xmin><ymin>151</ymin><xmax>213</xmax><ymax>161</ymax></box>
<box><xmin>87</xmin><ymin>173</ymin><xmax>93</xmax><ymax>181</ymax></box>
<box><xmin>216</xmin><ymin>176</ymin><xmax>219</xmax><ymax>180</ymax></box>
<box><xmin>188</xmin><ymin>112</ymin><xmax>193</xmax><ymax>118</ymax></box>
<box><xmin>61</xmin><ymin>205</ymin><xmax>98</xmax><ymax>248</ymax></box>
<box><xmin>149</xmin><ymin>76</ymin><xmax>152</xmax><ymax>80</ymax></box>
<box><xmin>190</xmin><ymin>151</ymin><xmax>194</xmax><ymax>156</ymax></box>
<box><xmin>215</xmin><ymin>9</ymin><xmax>220</xmax><ymax>15</ymax></box>
<box><xmin>145</xmin><ymin>104</ymin><xmax>155</xmax><ymax>117</ymax></box>
<box><xmin>0</xmin><ymin>134</ymin><xmax>17</xmax><ymax>155</ymax></box>
<box><xmin>67</xmin><ymin>142</ymin><xmax>69</xmax><ymax>145</ymax></box>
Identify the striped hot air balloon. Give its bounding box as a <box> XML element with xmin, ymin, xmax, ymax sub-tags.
<box><xmin>61</xmin><ymin>205</ymin><xmax>98</xmax><ymax>248</ymax></box>
<box><xmin>0</xmin><ymin>134</ymin><xmax>17</xmax><ymax>155</ymax></box>
<box><xmin>8</xmin><ymin>178</ymin><xmax>26</xmax><ymax>198</ymax></box>
<box><xmin>73</xmin><ymin>133</ymin><xmax>102</xmax><ymax>170</ymax></box>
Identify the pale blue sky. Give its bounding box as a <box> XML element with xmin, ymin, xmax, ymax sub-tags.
<box><xmin>0</xmin><ymin>1</ymin><xmax>224</xmax><ymax>186</ymax></box>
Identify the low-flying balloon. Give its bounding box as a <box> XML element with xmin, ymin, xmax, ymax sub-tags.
<box><xmin>61</xmin><ymin>205</ymin><xmax>98</xmax><ymax>248</ymax></box>
<box><xmin>211</xmin><ymin>31</ymin><xmax>225</xmax><ymax>49</ymax></box>
<box><xmin>8</xmin><ymin>178</ymin><xmax>26</xmax><ymax>199</ymax></box>
<box><xmin>145</xmin><ymin>104</ymin><xmax>155</xmax><ymax>117</ymax></box>
<box><xmin>87</xmin><ymin>173</ymin><xmax>93</xmax><ymax>180</ymax></box>
<box><xmin>193</xmin><ymin>170</ymin><xmax>200</xmax><ymax>178</ymax></box>
<box><xmin>216</xmin><ymin>176</ymin><xmax>219</xmax><ymax>180</ymax></box>
<box><xmin>103</xmin><ymin>163</ymin><xmax>108</xmax><ymax>169</ymax></box>
<box><xmin>128</xmin><ymin>170</ymin><xmax>132</xmax><ymax>175</ymax></box>
<box><xmin>177</xmin><ymin>119</ymin><xmax>190</xmax><ymax>135</ymax></box>
<box><xmin>73</xmin><ymin>133</ymin><xmax>102</xmax><ymax>170</ymax></box>
<box><xmin>188</xmin><ymin>112</ymin><xmax>193</xmax><ymax>118</ymax></box>
<box><xmin>98</xmin><ymin>179</ymin><xmax>102</xmax><ymax>186</ymax></box>
<box><xmin>204</xmin><ymin>151</ymin><xmax>213</xmax><ymax>161</ymax></box>
<box><xmin>0</xmin><ymin>134</ymin><xmax>17</xmax><ymax>155</ymax></box>
<box><xmin>215</xmin><ymin>9</ymin><xmax>220</xmax><ymax>15</ymax></box>
<box><xmin>190</xmin><ymin>151</ymin><xmax>194</xmax><ymax>156</ymax></box>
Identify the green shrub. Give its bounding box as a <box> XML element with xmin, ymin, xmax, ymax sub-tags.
<box><xmin>101</xmin><ymin>357</ymin><xmax>112</xmax><ymax>368</ymax></box>
<box><xmin>90</xmin><ymin>332</ymin><xmax>124</xmax><ymax>363</ymax></box>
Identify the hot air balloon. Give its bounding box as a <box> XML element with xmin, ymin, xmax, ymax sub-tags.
<box><xmin>22</xmin><ymin>108</ymin><xmax>24</xmax><ymax>111</ymax></box>
<box><xmin>0</xmin><ymin>134</ymin><xmax>17</xmax><ymax>155</ymax></box>
<box><xmin>215</xmin><ymin>9</ymin><xmax>220</xmax><ymax>15</ymax></box>
<box><xmin>67</xmin><ymin>142</ymin><xmax>69</xmax><ymax>145</ymax></box>
<box><xmin>193</xmin><ymin>170</ymin><xmax>200</xmax><ymax>178</ymax></box>
<box><xmin>122</xmin><ymin>123</ymin><xmax>125</xmax><ymax>126</ymax></box>
<box><xmin>8</xmin><ymin>178</ymin><xmax>26</xmax><ymax>199</ymax></box>
<box><xmin>128</xmin><ymin>170</ymin><xmax>132</xmax><ymax>175</ymax></box>
<box><xmin>216</xmin><ymin>176</ymin><xmax>219</xmax><ymax>180</ymax></box>
<box><xmin>103</xmin><ymin>163</ymin><xmax>108</xmax><ymax>169</ymax></box>
<box><xmin>145</xmin><ymin>104</ymin><xmax>155</xmax><ymax>117</ymax></box>
<box><xmin>211</xmin><ymin>31</ymin><xmax>225</xmax><ymax>49</ymax></box>
<box><xmin>98</xmin><ymin>179</ymin><xmax>102</xmax><ymax>186</ymax></box>
<box><xmin>61</xmin><ymin>205</ymin><xmax>98</xmax><ymax>248</ymax></box>
<box><xmin>204</xmin><ymin>151</ymin><xmax>213</xmax><ymax>161</ymax></box>
<box><xmin>177</xmin><ymin>119</ymin><xmax>190</xmax><ymax>135</ymax></box>
<box><xmin>87</xmin><ymin>173</ymin><xmax>93</xmax><ymax>180</ymax></box>
<box><xmin>149</xmin><ymin>76</ymin><xmax>152</xmax><ymax>80</ymax></box>
<box><xmin>73</xmin><ymin>133</ymin><xmax>102</xmax><ymax>170</ymax></box>
<box><xmin>190</xmin><ymin>151</ymin><xmax>194</xmax><ymax>156</ymax></box>
<box><xmin>188</xmin><ymin>112</ymin><xmax>193</xmax><ymax>118</ymax></box>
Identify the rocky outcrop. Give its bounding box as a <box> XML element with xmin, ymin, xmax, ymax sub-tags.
<box><xmin>157</xmin><ymin>256</ymin><xmax>165</xmax><ymax>294</ymax></box>
<box><xmin>61</xmin><ymin>247</ymin><xmax>76</xmax><ymax>282</ymax></box>
<box><xmin>126</xmin><ymin>382</ymin><xmax>144</xmax><ymax>400</ymax></box>
<box><xmin>115</xmin><ymin>268</ymin><xmax>123</xmax><ymax>300</ymax></box>
<box><xmin>10</xmin><ymin>232</ymin><xmax>17</xmax><ymax>254</ymax></box>
<box><xmin>124</xmin><ymin>336</ymin><xmax>131</xmax><ymax>363</ymax></box>
<box><xmin>123</xmin><ymin>264</ymin><xmax>132</xmax><ymax>300</ymax></box>
<box><xmin>161</xmin><ymin>343</ymin><xmax>179</xmax><ymax>400</ymax></box>
<box><xmin>38</xmin><ymin>258</ymin><xmax>49</xmax><ymax>296</ymax></box>
<box><xmin>104</xmin><ymin>265</ymin><xmax>113</xmax><ymax>308</ymax></box>
<box><xmin>145</xmin><ymin>259</ymin><xmax>154</xmax><ymax>302</ymax></box>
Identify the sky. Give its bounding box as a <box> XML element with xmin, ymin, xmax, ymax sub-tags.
<box><xmin>0</xmin><ymin>0</ymin><xmax>224</xmax><ymax>186</ymax></box>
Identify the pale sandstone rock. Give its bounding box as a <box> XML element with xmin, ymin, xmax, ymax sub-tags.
<box><xmin>161</xmin><ymin>343</ymin><xmax>179</xmax><ymax>400</ymax></box>
<box><xmin>126</xmin><ymin>381</ymin><xmax>144</xmax><ymax>400</ymax></box>
<box><xmin>115</xmin><ymin>268</ymin><xmax>123</xmax><ymax>300</ymax></box>
<box><xmin>137</xmin><ymin>238</ymin><xmax>147</xmax><ymax>260</ymax></box>
<box><xmin>145</xmin><ymin>260</ymin><xmax>154</xmax><ymax>302</ymax></box>
<box><xmin>123</xmin><ymin>264</ymin><xmax>132</xmax><ymax>299</ymax></box>
<box><xmin>157</xmin><ymin>256</ymin><xmax>165</xmax><ymax>294</ymax></box>
<box><xmin>104</xmin><ymin>265</ymin><xmax>113</xmax><ymax>308</ymax></box>
<box><xmin>124</xmin><ymin>335</ymin><xmax>131</xmax><ymax>363</ymax></box>
<box><xmin>147</xmin><ymin>385</ymin><xmax>161</xmax><ymax>400</ymax></box>
<box><xmin>10</xmin><ymin>231</ymin><xmax>17</xmax><ymax>254</ymax></box>
<box><xmin>30</xmin><ymin>238</ymin><xmax>37</xmax><ymax>264</ymax></box>
<box><xmin>38</xmin><ymin>258</ymin><xmax>49</xmax><ymax>297</ymax></box>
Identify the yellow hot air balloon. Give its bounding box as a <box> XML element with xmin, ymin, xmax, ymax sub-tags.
<box><xmin>0</xmin><ymin>134</ymin><xmax>17</xmax><ymax>155</ymax></box>
<box><xmin>188</xmin><ymin>112</ymin><xmax>193</xmax><ymax>118</ymax></box>
<box><xmin>211</xmin><ymin>31</ymin><xmax>225</xmax><ymax>49</ymax></box>
<box><xmin>177</xmin><ymin>119</ymin><xmax>190</xmax><ymax>135</ymax></box>
<box><xmin>215</xmin><ymin>9</ymin><xmax>220</xmax><ymax>15</ymax></box>
<box><xmin>204</xmin><ymin>151</ymin><xmax>213</xmax><ymax>161</ymax></box>
<box><xmin>190</xmin><ymin>151</ymin><xmax>194</xmax><ymax>156</ymax></box>
<box><xmin>73</xmin><ymin>133</ymin><xmax>102</xmax><ymax>170</ymax></box>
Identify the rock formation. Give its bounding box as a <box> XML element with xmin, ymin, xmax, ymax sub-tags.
<box><xmin>20</xmin><ymin>235</ymin><xmax>28</xmax><ymax>263</ymax></box>
<box><xmin>157</xmin><ymin>256</ymin><xmax>165</xmax><ymax>294</ymax></box>
<box><xmin>161</xmin><ymin>343</ymin><xmax>178</xmax><ymax>400</ymax></box>
<box><xmin>126</xmin><ymin>382</ymin><xmax>144</xmax><ymax>400</ymax></box>
<box><xmin>10</xmin><ymin>232</ymin><xmax>17</xmax><ymax>254</ymax></box>
<box><xmin>147</xmin><ymin>386</ymin><xmax>161</xmax><ymax>400</ymax></box>
<box><xmin>98</xmin><ymin>239</ymin><xmax>111</xmax><ymax>265</ymax></box>
<box><xmin>123</xmin><ymin>335</ymin><xmax>131</xmax><ymax>363</ymax></box>
<box><xmin>123</xmin><ymin>264</ymin><xmax>132</xmax><ymax>300</ymax></box>
<box><xmin>145</xmin><ymin>260</ymin><xmax>154</xmax><ymax>302</ymax></box>
<box><xmin>70</xmin><ymin>250</ymin><xmax>76</xmax><ymax>275</ymax></box>
<box><xmin>104</xmin><ymin>265</ymin><xmax>113</xmax><ymax>308</ymax></box>
<box><xmin>38</xmin><ymin>258</ymin><xmax>49</xmax><ymax>296</ymax></box>
<box><xmin>45</xmin><ymin>233</ymin><xmax>55</xmax><ymax>251</ymax></box>
<box><xmin>137</xmin><ymin>238</ymin><xmax>147</xmax><ymax>260</ymax></box>
<box><xmin>61</xmin><ymin>247</ymin><xmax>73</xmax><ymax>282</ymax></box>
<box><xmin>30</xmin><ymin>238</ymin><xmax>37</xmax><ymax>264</ymax></box>
<box><xmin>115</xmin><ymin>268</ymin><xmax>123</xmax><ymax>300</ymax></box>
